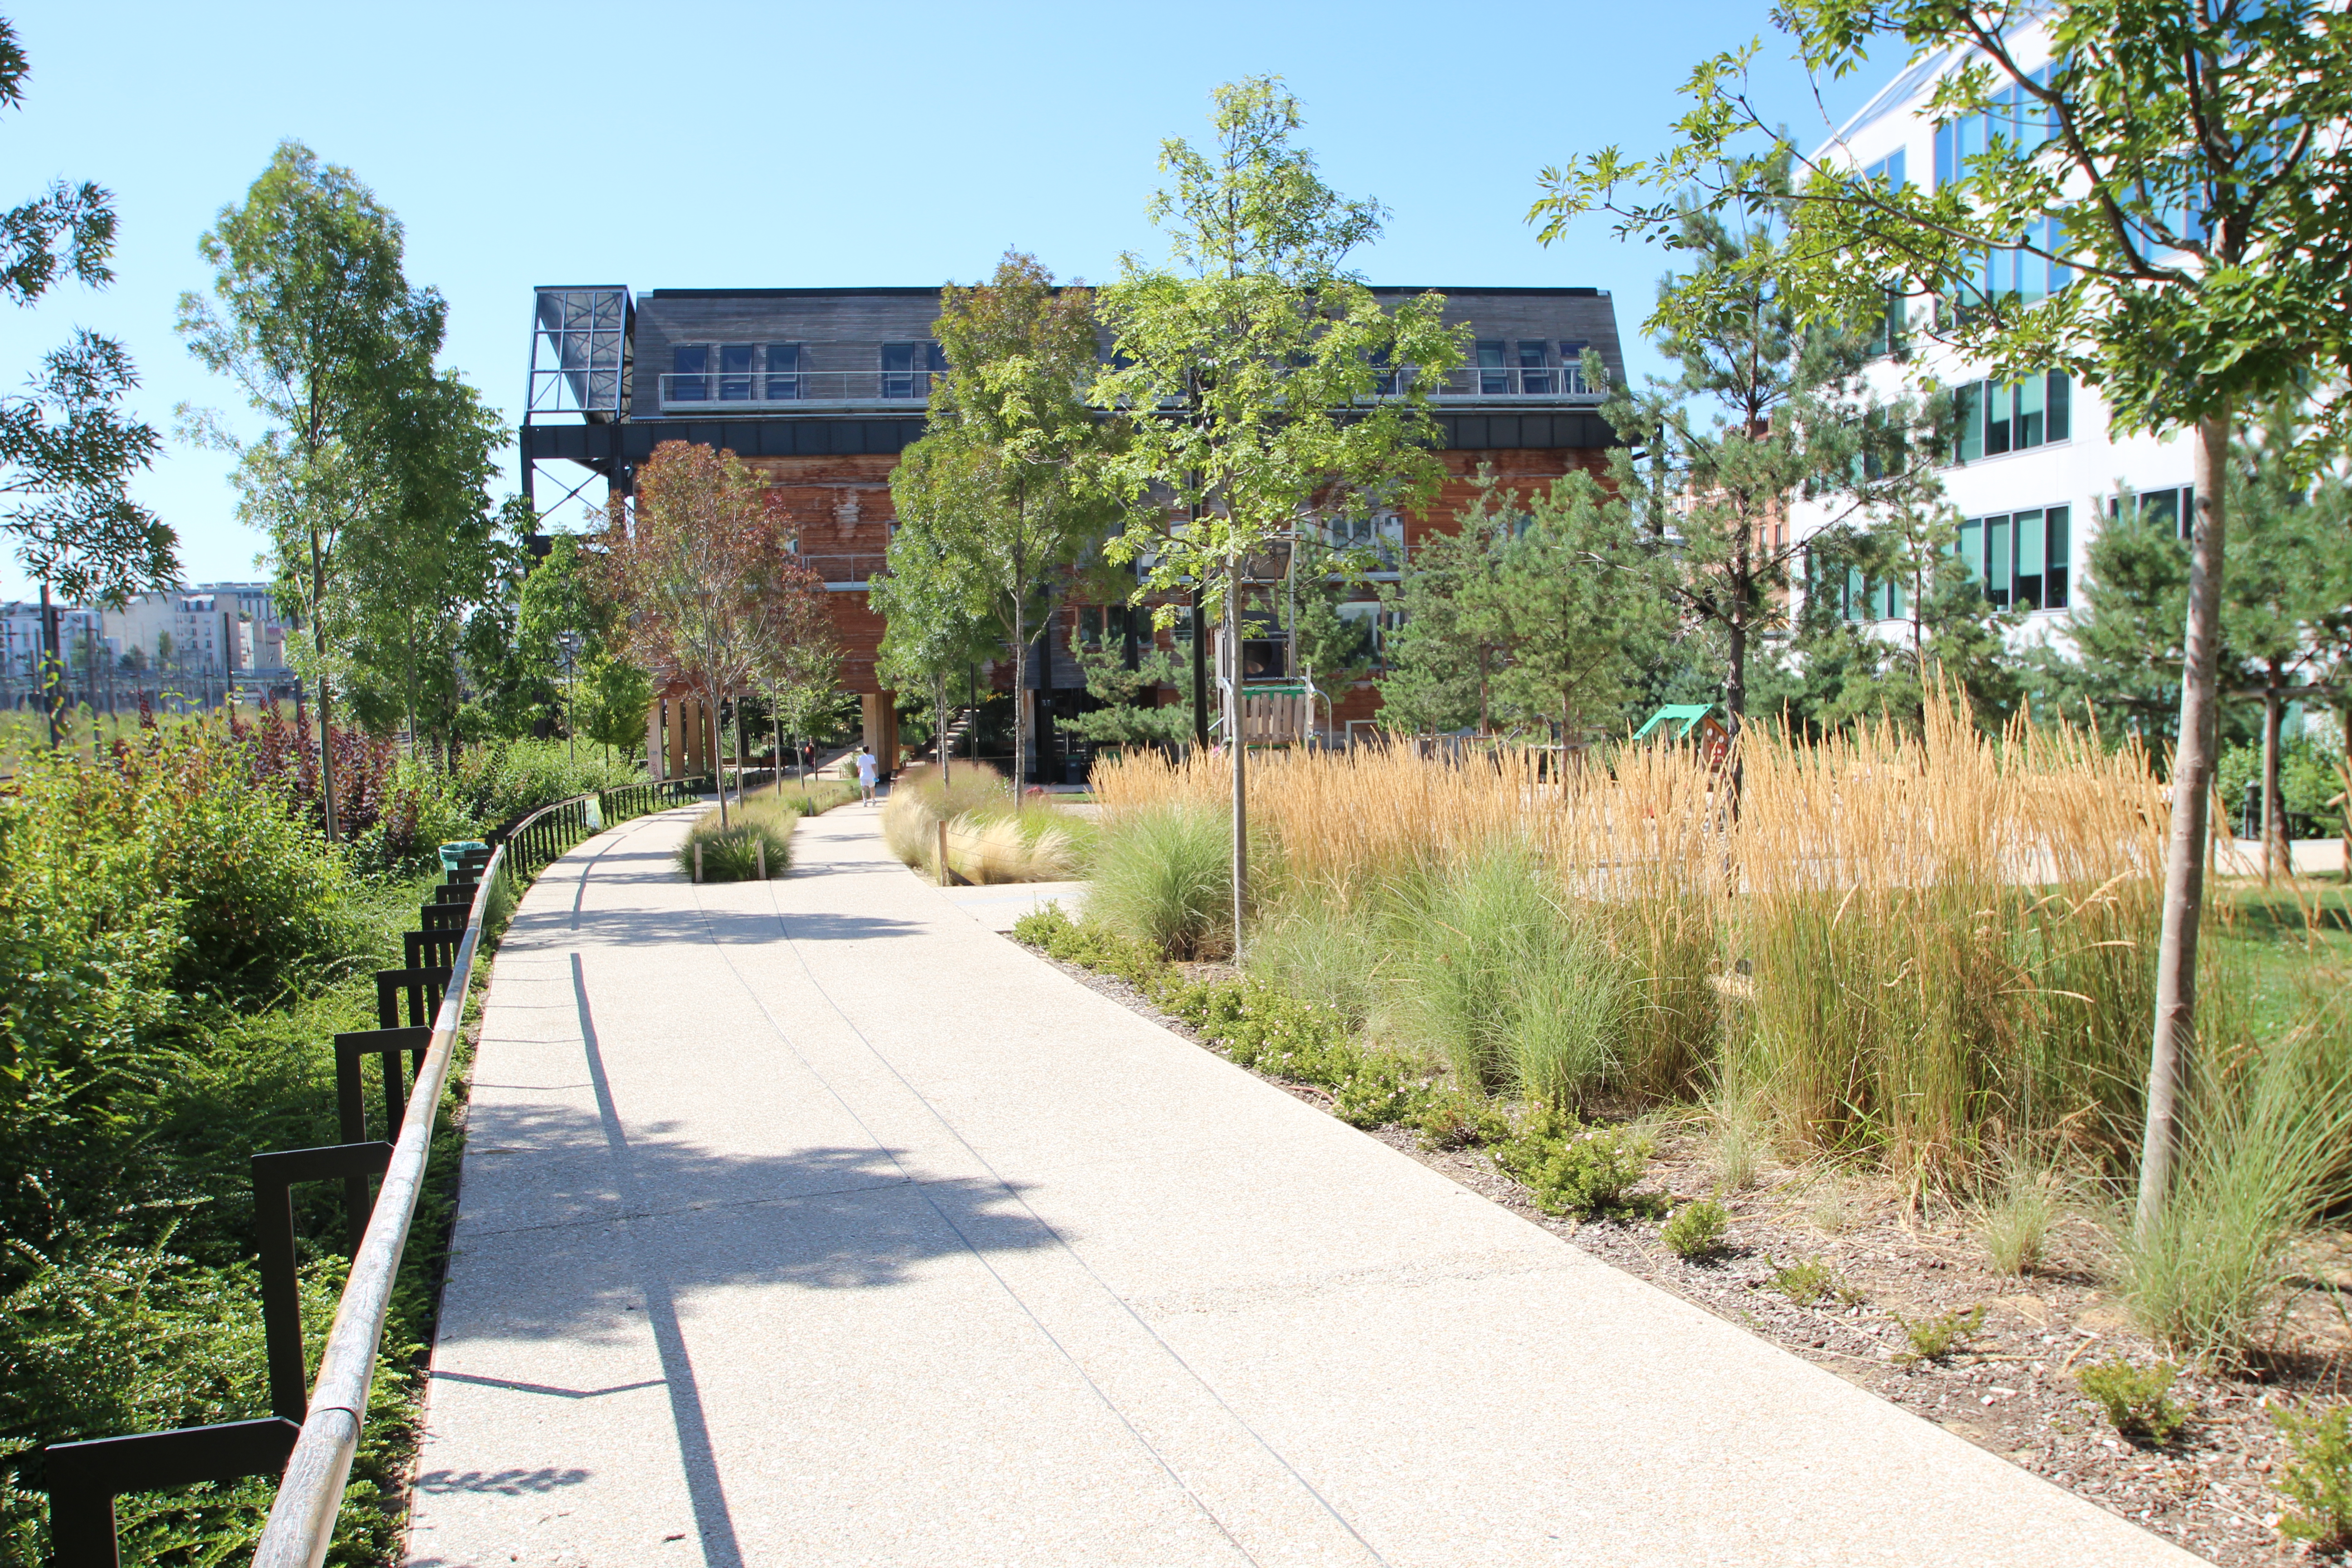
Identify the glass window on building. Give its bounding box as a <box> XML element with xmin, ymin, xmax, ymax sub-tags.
<box><xmin>1558</xmin><ymin>339</ymin><xmax>1591</xmax><ymax>393</ymax></box>
<box><xmin>672</xmin><ymin>344</ymin><xmax>710</xmax><ymax>401</ymax></box>
<box><xmin>1475</xmin><ymin>339</ymin><xmax>1507</xmax><ymax>394</ymax></box>
<box><xmin>765</xmin><ymin>343</ymin><xmax>801</xmax><ymax>400</ymax></box>
<box><xmin>882</xmin><ymin>341</ymin><xmax>947</xmax><ymax>399</ymax></box>
<box><xmin>1949</xmin><ymin>369</ymin><xmax>2072</xmax><ymax>462</ymax></box>
<box><xmin>2118</xmin><ymin>485</ymin><xmax>2195</xmax><ymax>540</ymax></box>
<box><xmin>1517</xmin><ymin>340</ymin><xmax>1553</xmax><ymax>395</ymax></box>
<box><xmin>1955</xmin><ymin>505</ymin><xmax>2069</xmax><ymax>611</ymax></box>
<box><xmin>719</xmin><ymin>343</ymin><xmax>755</xmax><ymax>401</ymax></box>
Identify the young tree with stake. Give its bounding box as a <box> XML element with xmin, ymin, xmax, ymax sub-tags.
<box><xmin>600</xmin><ymin>441</ymin><xmax>814</xmax><ymax>830</ymax></box>
<box><xmin>1094</xmin><ymin>76</ymin><xmax>1464</xmax><ymax>957</ymax></box>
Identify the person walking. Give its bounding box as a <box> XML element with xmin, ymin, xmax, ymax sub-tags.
<box><xmin>856</xmin><ymin>744</ymin><xmax>879</xmax><ymax>805</ymax></box>
<box><xmin>800</xmin><ymin>740</ymin><xmax>817</xmax><ymax>776</ymax></box>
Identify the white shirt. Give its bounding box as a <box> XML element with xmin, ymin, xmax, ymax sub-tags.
<box><xmin>856</xmin><ymin>752</ymin><xmax>877</xmax><ymax>782</ymax></box>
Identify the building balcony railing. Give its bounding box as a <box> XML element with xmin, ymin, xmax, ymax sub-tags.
<box><xmin>793</xmin><ymin>553</ymin><xmax>888</xmax><ymax>588</ymax></box>
<box><xmin>657</xmin><ymin>364</ymin><xmax>1604</xmax><ymax>414</ymax></box>
<box><xmin>659</xmin><ymin>371</ymin><xmax>940</xmax><ymax>411</ymax></box>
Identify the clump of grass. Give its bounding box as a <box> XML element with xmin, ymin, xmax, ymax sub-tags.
<box><xmin>677</xmin><ymin>796</ymin><xmax>797</xmax><ymax>881</ymax></box>
<box><xmin>1892</xmin><ymin>1303</ymin><xmax>1986</xmax><ymax>1364</ymax></box>
<box><xmin>1709</xmin><ymin>1093</ymin><xmax>1766</xmax><ymax>1192</ymax></box>
<box><xmin>880</xmin><ymin>762</ymin><xmax>1087</xmax><ymax>885</ymax></box>
<box><xmin>1088</xmin><ymin>802</ymin><xmax>1232</xmax><ymax>959</ymax></box>
<box><xmin>1975</xmin><ymin>1156</ymin><xmax>2064</xmax><ymax>1276</ymax></box>
<box><xmin>2116</xmin><ymin>997</ymin><xmax>2352</xmax><ymax>1362</ymax></box>
<box><xmin>1391</xmin><ymin>843</ymin><xmax>1625</xmax><ymax>1103</ymax></box>
<box><xmin>1806</xmin><ymin>1185</ymin><xmax>1860</xmax><ymax>1236</ymax></box>
<box><xmin>1247</xmin><ymin>894</ymin><xmax>1386</xmax><ymax>1030</ymax></box>
<box><xmin>1661</xmin><ymin>1199</ymin><xmax>1730</xmax><ymax>1259</ymax></box>
<box><xmin>2272</xmin><ymin>1399</ymin><xmax>2352</xmax><ymax>1548</ymax></box>
<box><xmin>2073</xmin><ymin>1357</ymin><xmax>2189</xmax><ymax>1444</ymax></box>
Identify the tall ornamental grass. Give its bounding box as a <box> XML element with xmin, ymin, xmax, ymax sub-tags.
<box><xmin>1090</xmin><ymin>691</ymin><xmax>2166</xmax><ymax>1180</ymax></box>
<box><xmin>1387</xmin><ymin>844</ymin><xmax>1627</xmax><ymax>1103</ymax></box>
<box><xmin>879</xmin><ymin>763</ymin><xmax>1085</xmax><ymax>886</ymax></box>
<box><xmin>1086</xmin><ymin>802</ymin><xmax>1232</xmax><ymax>959</ymax></box>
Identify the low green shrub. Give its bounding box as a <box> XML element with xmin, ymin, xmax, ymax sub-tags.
<box><xmin>1494</xmin><ymin>1103</ymin><xmax>1655</xmax><ymax>1218</ymax></box>
<box><xmin>1012</xmin><ymin>904</ymin><xmax>1426</xmax><ymax>1129</ymax></box>
<box><xmin>1893</xmin><ymin>1303</ymin><xmax>1986</xmax><ymax>1364</ymax></box>
<box><xmin>450</xmin><ymin>739</ymin><xmax>644</xmax><ymax>827</ymax></box>
<box><xmin>1088</xmin><ymin>803</ymin><xmax>1232</xmax><ymax>959</ymax></box>
<box><xmin>1767</xmin><ymin>1255</ymin><xmax>1857</xmax><ymax>1307</ymax></box>
<box><xmin>2073</xmin><ymin>1357</ymin><xmax>2189</xmax><ymax>1444</ymax></box>
<box><xmin>1412</xmin><ymin>1090</ymin><xmax>1512</xmax><ymax>1151</ymax></box>
<box><xmin>677</xmin><ymin>799</ymin><xmax>797</xmax><ymax>881</ymax></box>
<box><xmin>1661</xmin><ymin>1199</ymin><xmax>1731</xmax><ymax>1259</ymax></box>
<box><xmin>2271</xmin><ymin>1399</ymin><xmax>2352</xmax><ymax>1548</ymax></box>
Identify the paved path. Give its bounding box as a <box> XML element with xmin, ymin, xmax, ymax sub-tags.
<box><xmin>407</xmin><ymin>803</ymin><xmax>2202</xmax><ymax>1568</ymax></box>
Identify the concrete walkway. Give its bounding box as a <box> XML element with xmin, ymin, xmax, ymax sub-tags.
<box><xmin>407</xmin><ymin>803</ymin><xmax>2203</xmax><ymax>1568</ymax></box>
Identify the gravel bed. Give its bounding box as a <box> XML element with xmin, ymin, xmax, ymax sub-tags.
<box><xmin>1025</xmin><ymin>941</ymin><xmax>2352</xmax><ymax>1567</ymax></box>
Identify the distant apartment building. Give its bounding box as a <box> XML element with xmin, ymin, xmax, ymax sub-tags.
<box><xmin>0</xmin><ymin>600</ymin><xmax>108</xmax><ymax>706</ymax></box>
<box><xmin>522</xmin><ymin>284</ymin><xmax>1626</xmax><ymax>772</ymax></box>
<box><xmin>105</xmin><ymin>582</ymin><xmax>297</xmax><ymax>686</ymax></box>
<box><xmin>1787</xmin><ymin>24</ymin><xmax>2195</xmax><ymax>645</ymax></box>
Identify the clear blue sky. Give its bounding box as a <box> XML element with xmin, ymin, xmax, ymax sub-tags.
<box><xmin>0</xmin><ymin>1</ymin><xmax>1882</xmax><ymax>601</ymax></box>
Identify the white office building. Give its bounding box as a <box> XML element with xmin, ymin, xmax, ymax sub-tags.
<box><xmin>1787</xmin><ymin>26</ymin><xmax>2195</xmax><ymax>649</ymax></box>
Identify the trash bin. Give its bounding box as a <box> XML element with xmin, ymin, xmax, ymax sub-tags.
<box><xmin>437</xmin><ymin>841</ymin><xmax>489</xmax><ymax>873</ymax></box>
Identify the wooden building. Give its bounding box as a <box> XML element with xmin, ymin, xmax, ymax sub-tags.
<box><xmin>521</xmin><ymin>284</ymin><xmax>1626</xmax><ymax>776</ymax></box>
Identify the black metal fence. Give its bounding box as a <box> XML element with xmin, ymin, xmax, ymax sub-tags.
<box><xmin>31</xmin><ymin>778</ymin><xmax>706</xmax><ymax>1568</ymax></box>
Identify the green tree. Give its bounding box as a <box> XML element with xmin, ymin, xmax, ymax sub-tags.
<box><xmin>334</xmin><ymin>374</ymin><xmax>508</xmax><ymax>756</ymax></box>
<box><xmin>1488</xmin><ymin>471</ymin><xmax>1663</xmax><ymax>741</ymax></box>
<box><xmin>1783</xmin><ymin>502</ymin><xmax>2020</xmax><ymax>735</ymax></box>
<box><xmin>1533</xmin><ymin>3</ymin><xmax>2352</xmax><ymax>1226</ymax></box>
<box><xmin>573</xmin><ymin>650</ymin><xmax>653</xmax><ymax>767</ymax></box>
<box><xmin>178</xmin><ymin>141</ymin><xmax>458</xmax><ymax>840</ymax></box>
<box><xmin>516</xmin><ymin>529</ymin><xmax>611</xmax><ymax>743</ymax></box>
<box><xmin>892</xmin><ymin>251</ymin><xmax>1108</xmax><ymax>786</ymax></box>
<box><xmin>1578</xmin><ymin>159</ymin><xmax>1944</xmax><ymax>757</ymax></box>
<box><xmin>1092</xmin><ymin>77</ymin><xmax>1465</xmax><ymax>954</ymax></box>
<box><xmin>1377</xmin><ymin>477</ymin><xmax>1514</xmax><ymax>736</ymax></box>
<box><xmin>871</xmin><ymin>491</ymin><xmax>1001</xmax><ymax>784</ymax></box>
<box><xmin>2221</xmin><ymin>401</ymin><xmax>2347</xmax><ymax>880</ymax></box>
<box><xmin>601</xmin><ymin>441</ymin><xmax>825</xmax><ymax>825</ymax></box>
<box><xmin>0</xmin><ymin>19</ymin><xmax>175</xmax><ymax>747</ymax></box>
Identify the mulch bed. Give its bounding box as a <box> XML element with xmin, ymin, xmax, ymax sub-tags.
<box><xmin>1029</xmin><ymin>945</ymin><xmax>2352</xmax><ymax>1567</ymax></box>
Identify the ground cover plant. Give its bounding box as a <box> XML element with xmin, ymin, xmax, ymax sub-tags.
<box><xmin>880</xmin><ymin>762</ymin><xmax>1088</xmax><ymax>886</ymax></box>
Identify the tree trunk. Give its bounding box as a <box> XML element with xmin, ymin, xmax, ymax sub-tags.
<box><xmin>2136</xmin><ymin>404</ymin><xmax>2231</xmax><ymax>1238</ymax></box>
<box><xmin>1226</xmin><ymin>557</ymin><xmax>1248</xmax><ymax>965</ymax></box>
<box><xmin>734</xmin><ymin>698</ymin><xmax>746</xmax><ymax>806</ymax></box>
<box><xmin>2260</xmin><ymin>671</ymin><xmax>2284</xmax><ymax>885</ymax></box>
<box><xmin>1724</xmin><ymin>609</ymin><xmax>1749</xmax><ymax>806</ymax></box>
<box><xmin>310</xmin><ymin>528</ymin><xmax>339</xmax><ymax>844</ymax></box>
<box><xmin>711</xmin><ymin>684</ymin><xmax>729</xmax><ymax>830</ymax></box>
<box><xmin>1190</xmin><ymin>585</ymin><xmax>1209</xmax><ymax>749</ymax></box>
<box><xmin>936</xmin><ymin>671</ymin><xmax>950</xmax><ymax>787</ymax></box>
<box><xmin>1012</xmin><ymin>593</ymin><xmax>1028</xmax><ymax>788</ymax></box>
